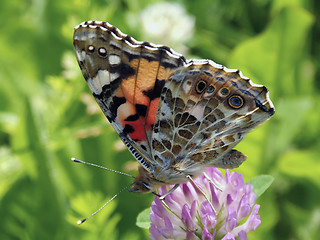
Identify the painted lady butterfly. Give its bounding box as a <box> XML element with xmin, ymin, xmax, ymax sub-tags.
<box><xmin>73</xmin><ymin>21</ymin><xmax>274</xmax><ymax>194</ymax></box>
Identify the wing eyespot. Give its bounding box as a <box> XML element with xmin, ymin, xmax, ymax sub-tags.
<box><xmin>219</xmin><ymin>87</ymin><xmax>230</xmax><ymax>96</ymax></box>
<box><xmin>228</xmin><ymin>95</ymin><xmax>244</xmax><ymax>109</ymax></box>
<box><xmin>98</xmin><ymin>47</ymin><xmax>107</xmax><ymax>57</ymax></box>
<box><xmin>195</xmin><ymin>80</ymin><xmax>207</xmax><ymax>94</ymax></box>
<box><xmin>87</xmin><ymin>45</ymin><xmax>95</xmax><ymax>53</ymax></box>
<box><xmin>206</xmin><ymin>85</ymin><xmax>215</xmax><ymax>93</ymax></box>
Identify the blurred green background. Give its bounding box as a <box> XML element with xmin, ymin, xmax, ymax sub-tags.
<box><xmin>1</xmin><ymin>0</ymin><xmax>319</xmax><ymax>239</ymax></box>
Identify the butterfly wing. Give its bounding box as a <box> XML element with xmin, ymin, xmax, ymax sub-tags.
<box><xmin>73</xmin><ymin>21</ymin><xmax>186</xmax><ymax>171</ymax></box>
<box><xmin>151</xmin><ymin>60</ymin><xmax>274</xmax><ymax>178</ymax></box>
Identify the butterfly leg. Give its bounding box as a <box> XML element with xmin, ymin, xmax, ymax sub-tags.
<box><xmin>186</xmin><ymin>175</ymin><xmax>217</xmax><ymax>214</ymax></box>
<box><xmin>160</xmin><ymin>192</ymin><xmax>198</xmax><ymax>233</ymax></box>
<box><xmin>152</xmin><ymin>192</ymin><xmax>161</xmax><ymax>197</ymax></box>
<box><xmin>159</xmin><ymin>184</ymin><xmax>180</xmax><ymax>200</ymax></box>
<box><xmin>160</xmin><ymin>197</ymin><xmax>182</xmax><ymax>220</ymax></box>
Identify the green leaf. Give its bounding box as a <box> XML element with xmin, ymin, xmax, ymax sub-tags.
<box><xmin>278</xmin><ymin>148</ymin><xmax>320</xmax><ymax>188</ymax></box>
<box><xmin>68</xmin><ymin>191</ymin><xmax>120</xmax><ymax>240</ymax></box>
<box><xmin>246</xmin><ymin>175</ymin><xmax>274</xmax><ymax>198</ymax></box>
<box><xmin>136</xmin><ymin>208</ymin><xmax>151</xmax><ymax>229</ymax></box>
<box><xmin>228</xmin><ymin>5</ymin><xmax>314</xmax><ymax>98</ymax></box>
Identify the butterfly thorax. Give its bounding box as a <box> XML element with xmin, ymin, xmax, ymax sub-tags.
<box><xmin>129</xmin><ymin>166</ymin><xmax>157</xmax><ymax>193</ymax></box>
<box><xmin>129</xmin><ymin>164</ymin><xmax>205</xmax><ymax>193</ymax></box>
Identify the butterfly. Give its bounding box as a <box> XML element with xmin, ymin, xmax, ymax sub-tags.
<box><xmin>73</xmin><ymin>21</ymin><xmax>274</xmax><ymax>195</ymax></box>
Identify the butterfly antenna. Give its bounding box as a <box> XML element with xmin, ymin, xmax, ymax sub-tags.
<box><xmin>77</xmin><ymin>182</ymin><xmax>134</xmax><ymax>225</ymax></box>
<box><xmin>71</xmin><ymin>158</ymin><xmax>135</xmax><ymax>178</ymax></box>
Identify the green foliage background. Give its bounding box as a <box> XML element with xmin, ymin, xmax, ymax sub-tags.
<box><xmin>0</xmin><ymin>0</ymin><xmax>319</xmax><ymax>239</ymax></box>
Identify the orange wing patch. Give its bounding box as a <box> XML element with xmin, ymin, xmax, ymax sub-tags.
<box><xmin>121</xmin><ymin>59</ymin><xmax>140</xmax><ymax>104</ymax></box>
<box><xmin>136</xmin><ymin>59</ymin><xmax>160</xmax><ymax>106</ymax></box>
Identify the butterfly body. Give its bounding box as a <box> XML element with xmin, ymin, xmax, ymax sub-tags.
<box><xmin>73</xmin><ymin>21</ymin><xmax>274</xmax><ymax>193</ymax></box>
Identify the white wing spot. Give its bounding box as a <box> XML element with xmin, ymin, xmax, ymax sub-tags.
<box><xmin>98</xmin><ymin>47</ymin><xmax>107</xmax><ymax>56</ymax></box>
<box><xmin>110</xmin><ymin>72</ymin><xmax>120</xmax><ymax>82</ymax></box>
<box><xmin>75</xmin><ymin>49</ymin><xmax>86</xmax><ymax>62</ymax></box>
<box><xmin>191</xmin><ymin>105</ymin><xmax>205</xmax><ymax>121</ymax></box>
<box><xmin>87</xmin><ymin>70</ymin><xmax>110</xmax><ymax>95</ymax></box>
<box><xmin>108</xmin><ymin>54</ymin><xmax>121</xmax><ymax>66</ymax></box>
<box><xmin>88</xmin><ymin>45</ymin><xmax>95</xmax><ymax>52</ymax></box>
<box><xmin>87</xmin><ymin>78</ymin><xmax>101</xmax><ymax>95</ymax></box>
<box><xmin>182</xmin><ymin>80</ymin><xmax>192</xmax><ymax>94</ymax></box>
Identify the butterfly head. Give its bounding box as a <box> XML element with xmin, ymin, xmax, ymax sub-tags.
<box><xmin>129</xmin><ymin>166</ymin><xmax>160</xmax><ymax>193</ymax></box>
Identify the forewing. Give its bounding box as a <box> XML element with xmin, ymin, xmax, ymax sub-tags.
<box><xmin>73</xmin><ymin>21</ymin><xmax>186</xmax><ymax>170</ymax></box>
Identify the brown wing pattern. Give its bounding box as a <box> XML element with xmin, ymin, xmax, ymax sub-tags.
<box><xmin>74</xmin><ymin>21</ymin><xmax>275</xmax><ymax>192</ymax></box>
<box><xmin>151</xmin><ymin>60</ymin><xmax>274</xmax><ymax>176</ymax></box>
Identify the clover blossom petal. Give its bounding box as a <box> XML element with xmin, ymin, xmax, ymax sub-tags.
<box><xmin>149</xmin><ymin>168</ymin><xmax>261</xmax><ymax>239</ymax></box>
